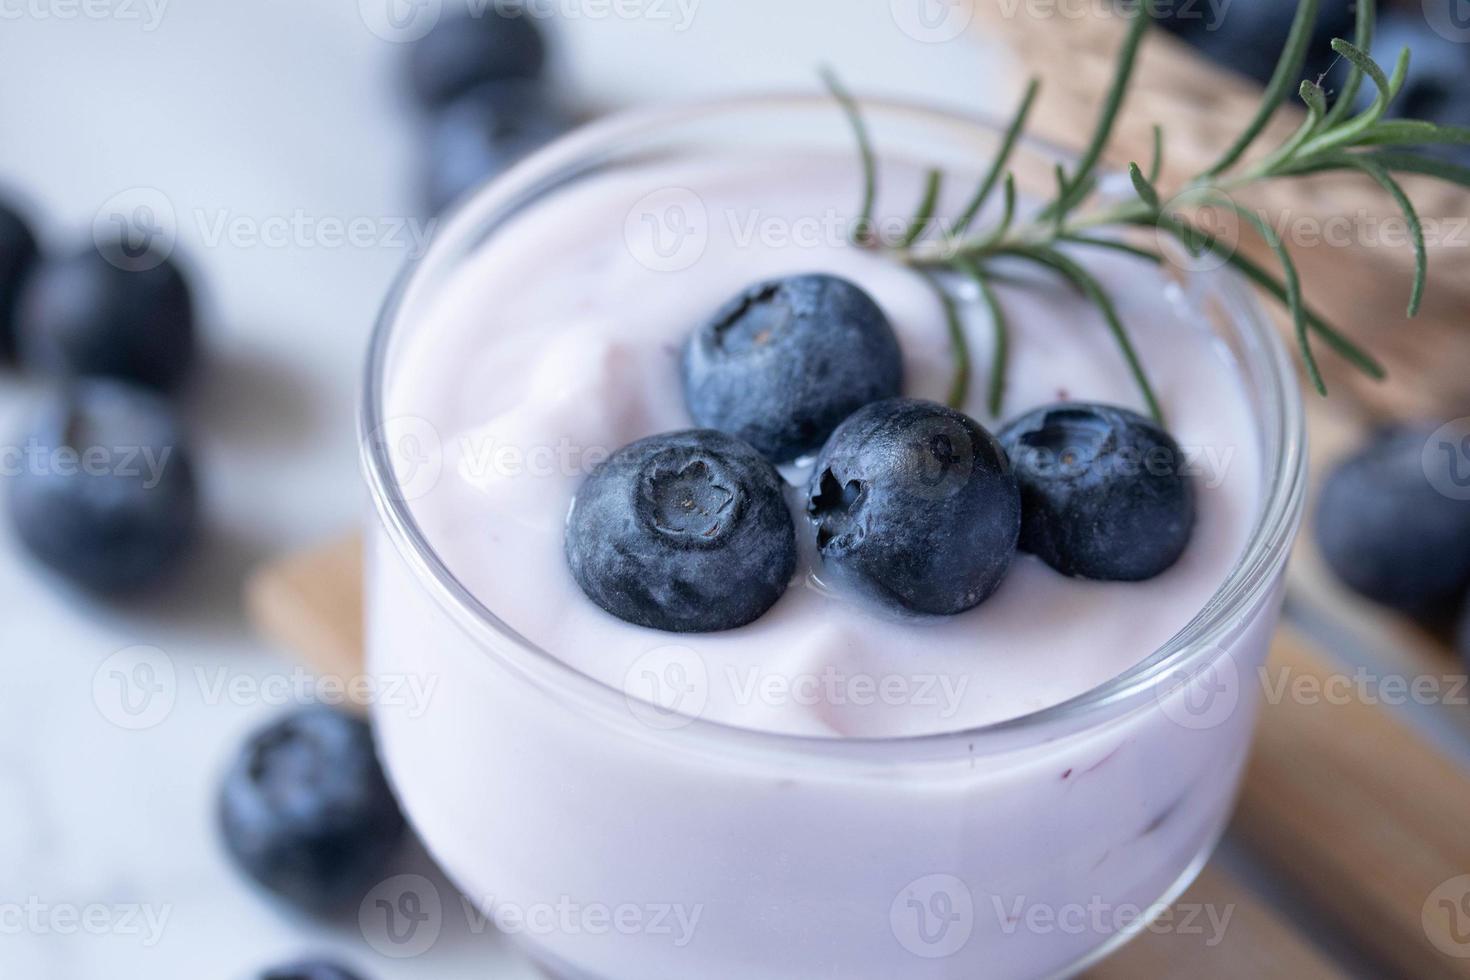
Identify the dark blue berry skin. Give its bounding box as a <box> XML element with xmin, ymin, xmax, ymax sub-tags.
<box><xmin>0</xmin><ymin>198</ymin><xmax>40</xmax><ymax>361</ymax></box>
<box><xmin>18</xmin><ymin>239</ymin><xmax>196</xmax><ymax>391</ymax></box>
<box><xmin>261</xmin><ymin>961</ymin><xmax>366</xmax><ymax>980</ymax></box>
<box><xmin>1458</xmin><ymin>594</ymin><xmax>1470</xmax><ymax>669</ymax></box>
<box><xmin>1315</xmin><ymin>425</ymin><xmax>1470</xmax><ymax>613</ymax></box>
<box><xmin>7</xmin><ymin>381</ymin><xmax>197</xmax><ymax>593</ymax></box>
<box><xmin>220</xmin><ymin>706</ymin><xmax>406</xmax><ymax>915</ymax></box>
<box><xmin>423</xmin><ymin>81</ymin><xmax>570</xmax><ymax>215</ymax></box>
<box><xmin>683</xmin><ymin>274</ymin><xmax>903</xmax><ymax>463</ymax></box>
<box><xmin>407</xmin><ymin>8</ymin><xmax>547</xmax><ymax>110</ymax></box>
<box><xmin>1156</xmin><ymin>0</ymin><xmax>1353</xmax><ymax>87</ymax></box>
<box><xmin>806</xmin><ymin>398</ymin><xmax>1020</xmax><ymax>615</ymax></box>
<box><xmin>998</xmin><ymin>403</ymin><xmax>1195</xmax><ymax>582</ymax></box>
<box><xmin>566</xmin><ymin>429</ymin><xmax>797</xmax><ymax>632</ymax></box>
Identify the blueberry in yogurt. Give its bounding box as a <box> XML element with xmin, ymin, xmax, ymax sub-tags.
<box><xmin>683</xmin><ymin>274</ymin><xmax>903</xmax><ymax>463</ymax></box>
<box><xmin>219</xmin><ymin>706</ymin><xmax>406</xmax><ymax>914</ymax></box>
<box><xmin>806</xmin><ymin>398</ymin><xmax>1020</xmax><ymax>615</ymax></box>
<box><xmin>18</xmin><ymin>237</ymin><xmax>196</xmax><ymax>391</ymax></box>
<box><xmin>565</xmin><ymin>429</ymin><xmax>797</xmax><ymax>632</ymax></box>
<box><xmin>0</xmin><ymin>197</ymin><xmax>40</xmax><ymax>361</ymax></box>
<box><xmin>7</xmin><ymin>380</ymin><xmax>197</xmax><ymax>593</ymax></box>
<box><xmin>1315</xmin><ymin>424</ymin><xmax>1470</xmax><ymax>612</ymax></box>
<box><xmin>407</xmin><ymin>6</ymin><xmax>547</xmax><ymax>110</ymax></box>
<box><xmin>998</xmin><ymin>403</ymin><xmax>1195</xmax><ymax>582</ymax></box>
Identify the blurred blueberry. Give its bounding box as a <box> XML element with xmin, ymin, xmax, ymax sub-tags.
<box><xmin>423</xmin><ymin>81</ymin><xmax>571</xmax><ymax>215</ymax></box>
<box><xmin>0</xmin><ymin>197</ymin><xmax>40</xmax><ymax>362</ymax></box>
<box><xmin>219</xmin><ymin>706</ymin><xmax>406</xmax><ymax>915</ymax></box>
<box><xmin>1458</xmin><ymin>592</ymin><xmax>1470</xmax><ymax>667</ymax></box>
<box><xmin>1154</xmin><ymin>0</ymin><xmax>1354</xmax><ymax>88</ymax></box>
<box><xmin>407</xmin><ymin>6</ymin><xmax>547</xmax><ymax>110</ymax></box>
<box><xmin>18</xmin><ymin>237</ymin><xmax>196</xmax><ymax>391</ymax></box>
<box><xmin>7</xmin><ymin>380</ymin><xmax>197</xmax><ymax>593</ymax></box>
<box><xmin>261</xmin><ymin>960</ymin><xmax>367</xmax><ymax>980</ymax></box>
<box><xmin>1315</xmin><ymin>424</ymin><xmax>1470</xmax><ymax>613</ymax></box>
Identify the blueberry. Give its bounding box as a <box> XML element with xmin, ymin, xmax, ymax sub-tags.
<box><xmin>407</xmin><ymin>7</ymin><xmax>547</xmax><ymax>110</ymax></box>
<box><xmin>1156</xmin><ymin>0</ymin><xmax>1354</xmax><ymax>88</ymax></box>
<box><xmin>1458</xmin><ymin>593</ymin><xmax>1470</xmax><ymax>668</ymax></box>
<box><xmin>1315</xmin><ymin>424</ymin><xmax>1470</xmax><ymax>612</ymax></box>
<box><xmin>261</xmin><ymin>961</ymin><xmax>367</xmax><ymax>980</ymax></box>
<box><xmin>998</xmin><ymin>403</ymin><xmax>1195</xmax><ymax>582</ymax></box>
<box><xmin>18</xmin><ymin>238</ymin><xmax>196</xmax><ymax>391</ymax></box>
<box><xmin>806</xmin><ymin>398</ymin><xmax>1020</xmax><ymax>615</ymax></box>
<box><xmin>219</xmin><ymin>706</ymin><xmax>406</xmax><ymax>914</ymax></box>
<box><xmin>423</xmin><ymin>81</ymin><xmax>571</xmax><ymax>215</ymax></box>
<box><xmin>7</xmin><ymin>380</ymin><xmax>197</xmax><ymax>593</ymax></box>
<box><xmin>0</xmin><ymin>198</ymin><xmax>40</xmax><ymax>361</ymax></box>
<box><xmin>683</xmin><ymin>274</ymin><xmax>903</xmax><ymax>463</ymax></box>
<box><xmin>566</xmin><ymin>429</ymin><xmax>797</xmax><ymax>632</ymax></box>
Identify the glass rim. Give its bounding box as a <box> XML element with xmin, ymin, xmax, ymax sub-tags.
<box><xmin>360</xmin><ymin>92</ymin><xmax>1308</xmax><ymax>767</ymax></box>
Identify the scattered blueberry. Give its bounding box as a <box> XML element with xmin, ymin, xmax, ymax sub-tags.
<box><xmin>18</xmin><ymin>237</ymin><xmax>196</xmax><ymax>391</ymax></box>
<box><xmin>806</xmin><ymin>398</ymin><xmax>1019</xmax><ymax>615</ymax></box>
<box><xmin>1155</xmin><ymin>0</ymin><xmax>1354</xmax><ymax>89</ymax></box>
<box><xmin>1315</xmin><ymin>424</ymin><xmax>1470</xmax><ymax>612</ymax></box>
<box><xmin>683</xmin><ymin>274</ymin><xmax>903</xmax><ymax>463</ymax></box>
<box><xmin>998</xmin><ymin>403</ymin><xmax>1195</xmax><ymax>582</ymax></box>
<box><xmin>0</xmin><ymin>197</ymin><xmax>40</xmax><ymax>361</ymax></box>
<box><xmin>423</xmin><ymin>81</ymin><xmax>571</xmax><ymax>215</ymax></box>
<box><xmin>7</xmin><ymin>380</ymin><xmax>197</xmax><ymax>593</ymax></box>
<box><xmin>219</xmin><ymin>705</ymin><xmax>406</xmax><ymax>914</ymax></box>
<box><xmin>565</xmin><ymin>429</ymin><xmax>797</xmax><ymax>632</ymax></box>
<box><xmin>407</xmin><ymin>7</ymin><xmax>547</xmax><ymax>110</ymax></box>
<box><xmin>262</xmin><ymin>961</ymin><xmax>367</xmax><ymax>980</ymax></box>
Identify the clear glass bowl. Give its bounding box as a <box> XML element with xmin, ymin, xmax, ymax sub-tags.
<box><xmin>361</xmin><ymin>95</ymin><xmax>1307</xmax><ymax>980</ymax></box>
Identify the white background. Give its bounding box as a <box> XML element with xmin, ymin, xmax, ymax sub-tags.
<box><xmin>0</xmin><ymin>1</ymin><xmax>1004</xmax><ymax>976</ymax></box>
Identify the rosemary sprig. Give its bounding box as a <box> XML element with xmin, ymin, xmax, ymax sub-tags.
<box><xmin>825</xmin><ymin>0</ymin><xmax>1470</xmax><ymax>420</ymax></box>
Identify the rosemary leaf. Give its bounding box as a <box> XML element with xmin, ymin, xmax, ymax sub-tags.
<box><xmin>1319</xmin><ymin>0</ymin><xmax>1374</xmax><ymax>129</ymax></box>
<box><xmin>1206</xmin><ymin>0</ymin><xmax>1320</xmax><ymax>176</ymax></box>
<box><xmin>922</xmin><ymin>271</ymin><xmax>972</xmax><ymax>409</ymax></box>
<box><xmin>1297</xmin><ymin>40</ymin><xmax>1407</xmax><ymax>156</ymax></box>
<box><xmin>954</xmin><ymin>258</ymin><xmax>1008</xmax><ymax>416</ymax></box>
<box><xmin>900</xmin><ymin>169</ymin><xmax>945</xmax><ymax>248</ymax></box>
<box><xmin>1353</xmin><ymin>119</ymin><xmax>1470</xmax><ymax>148</ymax></box>
<box><xmin>1325</xmin><ymin>154</ymin><xmax>1426</xmax><ymax>317</ymax></box>
<box><xmin>1225</xmin><ymin>202</ymin><xmax>1324</xmax><ymax>395</ymax></box>
<box><xmin>1147</xmin><ymin>124</ymin><xmax>1164</xmax><ymax>184</ymax></box>
<box><xmin>1058</xmin><ymin>233</ymin><xmax>1164</xmax><ymax>265</ymax></box>
<box><xmin>1000</xmin><ymin>245</ymin><xmax>1164</xmax><ymax>422</ymax></box>
<box><xmin>955</xmin><ymin>78</ymin><xmax>1040</xmax><ymax>234</ymax></box>
<box><xmin>1128</xmin><ymin>162</ymin><xmax>1160</xmax><ymax>211</ymax></box>
<box><xmin>1042</xmin><ymin>0</ymin><xmax>1153</xmax><ymax>221</ymax></box>
<box><xmin>821</xmin><ymin>68</ymin><xmax>879</xmax><ymax>244</ymax></box>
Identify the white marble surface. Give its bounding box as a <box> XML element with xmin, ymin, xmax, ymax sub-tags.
<box><xmin>0</xmin><ymin>2</ymin><xmax>1004</xmax><ymax>976</ymax></box>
